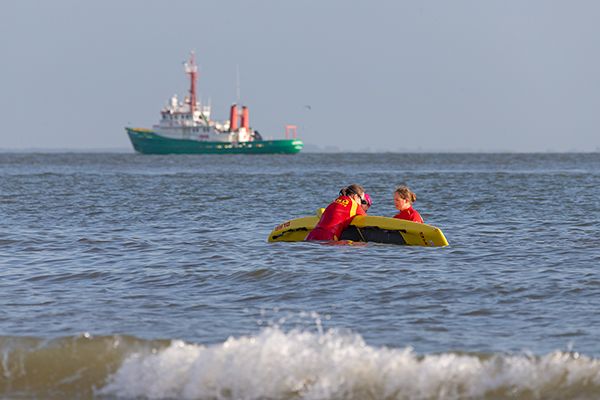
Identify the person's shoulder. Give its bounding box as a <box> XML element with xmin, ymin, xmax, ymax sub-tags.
<box><xmin>410</xmin><ymin>208</ymin><xmax>424</xmax><ymax>222</ymax></box>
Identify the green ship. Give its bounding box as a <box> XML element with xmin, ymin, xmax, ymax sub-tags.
<box><xmin>126</xmin><ymin>52</ymin><xmax>303</xmax><ymax>155</ymax></box>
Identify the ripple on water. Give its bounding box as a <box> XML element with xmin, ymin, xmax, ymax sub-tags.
<box><xmin>1</xmin><ymin>153</ymin><xmax>600</xmax><ymax>357</ymax></box>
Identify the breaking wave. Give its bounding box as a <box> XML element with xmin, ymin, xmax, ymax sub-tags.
<box><xmin>2</xmin><ymin>328</ymin><xmax>600</xmax><ymax>399</ymax></box>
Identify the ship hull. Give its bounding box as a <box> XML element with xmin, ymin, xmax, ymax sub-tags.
<box><xmin>126</xmin><ymin>128</ymin><xmax>303</xmax><ymax>155</ymax></box>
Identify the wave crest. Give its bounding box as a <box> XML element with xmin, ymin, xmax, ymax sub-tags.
<box><xmin>2</xmin><ymin>329</ymin><xmax>600</xmax><ymax>399</ymax></box>
<box><xmin>100</xmin><ymin>328</ymin><xmax>600</xmax><ymax>399</ymax></box>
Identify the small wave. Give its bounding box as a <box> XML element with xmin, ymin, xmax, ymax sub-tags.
<box><xmin>98</xmin><ymin>329</ymin><xmax>600</xmax><ymax>400</ymax></box>
<box><xmin>2</xmin><ymin>330</ymin><xmax>600</xmax><ymax>399</ymax></box>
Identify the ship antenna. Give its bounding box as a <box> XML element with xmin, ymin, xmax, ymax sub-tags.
<box><xmin>236</xmin><ymin>64</ymin><xmax>241</xmax><ymax>104</ymax></box>
<box><xmin>184</xmin><ymin>51</ymin><xmax>198</xmax><ymax>114</ymax></box>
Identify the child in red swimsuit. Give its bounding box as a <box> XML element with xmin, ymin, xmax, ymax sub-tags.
<box><xmin>393</xmin><ymin>185</ymin><xmax>424</xmax><ymax>223</ymax></box>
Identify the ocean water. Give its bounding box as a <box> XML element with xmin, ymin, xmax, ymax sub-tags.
<box><xmin>1</xmin><ymin>152</ymin><xmax>599</xmax><ymax>399</ymax></box>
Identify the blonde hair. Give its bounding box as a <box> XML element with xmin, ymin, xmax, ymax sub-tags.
<box><xmin>394</xmin><ymin>185</ymin><xmax>417</xmax><ymax>203</ymax></box>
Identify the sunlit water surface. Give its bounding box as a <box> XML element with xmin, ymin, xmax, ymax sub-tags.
<box><xmin>1</xmin><ymin>152</ymin><xmax>599</xmax><ymax>399</ymax></box>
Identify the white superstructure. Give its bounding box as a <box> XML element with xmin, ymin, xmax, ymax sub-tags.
<box><xmin>151</xmin><ymin>52</ymin><xmax>260</xmax><ymax>143</ymax></box>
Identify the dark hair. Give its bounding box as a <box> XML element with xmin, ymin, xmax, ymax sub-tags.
<box><xmin>339</xmin><ymin>184</ymin><xmax>365</xmax><ymax>198</ymax></box>
<box><xmin>394</xmin><ymin>185</ymin><xmax>417</xmax><ymax>203</ymax></box>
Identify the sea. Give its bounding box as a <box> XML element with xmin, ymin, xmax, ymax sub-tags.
<box><xmin>1</xmin><ymin>152</ymin><xmax>599</xmax><ymax>400</ymax></box>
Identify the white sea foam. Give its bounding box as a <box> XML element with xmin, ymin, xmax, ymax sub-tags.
<box><xmin>98</xmin><ymin>327</ymin><xmax>600</xmax><ymax>400</ymax></box>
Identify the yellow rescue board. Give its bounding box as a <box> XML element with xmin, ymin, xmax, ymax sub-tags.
<box><xmin>268</xmin><ymin>211</ymin><xmax>449</xmax><ymax>247</ymax></box>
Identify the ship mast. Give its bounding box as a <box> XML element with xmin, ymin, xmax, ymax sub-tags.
<box><xmin>184</xmin><ymin>51</ymin><xmax>198</xmax><ymax>114</ymax></box>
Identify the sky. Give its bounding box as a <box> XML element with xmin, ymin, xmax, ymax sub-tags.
<box><xmin>1</xmin><ymin>0</ymin><xmax>599</xmax><ymax>152</ymax></box>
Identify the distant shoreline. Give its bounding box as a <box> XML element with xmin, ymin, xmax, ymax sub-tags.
<box><xmin>0</xmin><ymin>148</ymin><xmax>598</xmax><ymax>154</ymax></box>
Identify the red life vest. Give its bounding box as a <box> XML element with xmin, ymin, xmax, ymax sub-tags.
<box><xmin>306</xmin><ymin>195</ymin><xmax>366</xmax><ymax>241</ymax></box>
<box><xmin>393</xmin><ymin>206</ymin><xmax>424</xmax><ymax>223</ymax></box>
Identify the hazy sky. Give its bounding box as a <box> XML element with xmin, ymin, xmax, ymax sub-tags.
<box><xmin>1</xmin><ymin>0</ymin><xmax>599</xmax><ymax>152</ymax></box>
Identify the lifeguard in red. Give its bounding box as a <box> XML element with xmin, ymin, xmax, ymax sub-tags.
<box><xmin>305</xmin><ymin>196</ymin><xmax>365</xmax><ymax>241</ymax></box>
<box><xmin>393</xmin><ymin>207</ymin><xmax>424</xmax><ymax>223</ymax></box>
